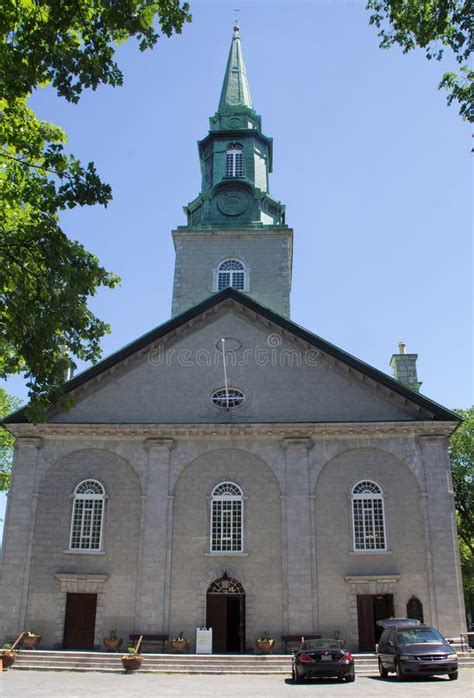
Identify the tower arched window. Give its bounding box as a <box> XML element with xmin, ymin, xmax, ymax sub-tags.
<box><xmin>225</xmin><ymin>143</ymin><xmax>243</xmax><ymax>177</ymax></box>
<box><xmin>351</xmin><ymin>480</ymin><xmax>386</xmax><ymax>551</ymax></box>
<box><xmin>211</xmin><ymin>482</ymin><xmax>243</xmax><ymax>552</ymax></box>
<box><xmin>217</xmin><ymin>259</ymin><xmax>246</xmax><ymax>291</ymax></box>
<box><xmin>69</xmin><ymin>479</ymin><xmax>105</xmax><ymax>551</ymax></box>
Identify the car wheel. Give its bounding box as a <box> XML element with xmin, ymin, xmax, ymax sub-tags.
<box><xmin>345</xmin><ymin>670</ymin><xmax>355</xmax><ymax>682</ymax></box>
<box><xmin>378</xmin><ymin>658</ymin><xmax>388</xmax><ymax>678</ymax></box>
<box><xmin>448</xmin><ymin>671</ymin><xmax>458</xmax><ymax>681</ymax></box>
<box><xmin>293</xmin><ymin>668</ymin><xmax>303</xmax><ymax>683</ymax></box>
<box><xmin>395</xmin><ymin>660</ymin><xmax>405</xmax><ymax>681</ymax></box>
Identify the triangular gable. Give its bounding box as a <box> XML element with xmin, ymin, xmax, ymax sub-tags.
<box><xmin>4</xmin><ymin>288</ymin><xmax>460</xmax><ymax>424</ymax></box>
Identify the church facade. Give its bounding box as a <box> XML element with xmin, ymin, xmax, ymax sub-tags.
<box><xmin>0</xmin><ymin>27</ymin><xmax>465</xmax><ymax>653</ymax></box>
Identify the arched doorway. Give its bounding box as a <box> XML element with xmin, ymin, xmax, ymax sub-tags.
<box><xmin>206</xmin><ymin>574</ymin><xmax>245</xmax><ymax>653</ymax></box>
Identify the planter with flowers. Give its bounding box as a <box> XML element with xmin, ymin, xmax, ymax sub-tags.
<box><xmin>121</xmin><ymin>646</ymin><xmax>143</xmax><ymax>672</ymax></box>
<box><xmin>22</xmin><ymin>631</ymin><xmax>42</xmax><ymax>649</ymax></box>
<box><xmin>103</xmin><ymin>629</ymin><xmax>123</xmax><ymax>652</ymax></box>
<box><xmin>256</xmin><ymin>631</ymin><xmax>275</xmax><ymax>653</ymax></box>
<box><xmin>1</xmin><ymin>644</ymin><xmax>17</xmax><ymax>669</ymax></box>
<box><xmin>169</xmin><ymin>632</ymin><xmax>189</xmax><ymax>653</ymax></box>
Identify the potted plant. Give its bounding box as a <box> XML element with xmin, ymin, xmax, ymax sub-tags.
<box><xmin>121</xmin><ymin>646</ymin><xmax>143</xmax><ymax>672</ymax></box>
<box><xmin>1</xmin><ymin>643</ymin><xmax>17</xmax><ymax>669</ymax></box>
<box><xmin>256</xmin><ymin>631</ymin><xmax>275</xmax><ymax>653</ymax></box>
<box><xmin>22</xmin><ymin>631</ymin><xmax>42</xmax><ymax>649</ymax></box>
<box><xmin>169</xmin><ymin>632</ymin><xmax>189</xmax><ymax>652</ymax></box>
<box><xmin>103</xmin><ymin>629</ymin><xmax>123</xmax><ymax>651</ymax></box>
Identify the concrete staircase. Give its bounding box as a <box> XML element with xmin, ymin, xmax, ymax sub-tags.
<box><xmin>8</xmin><ymin>650</ymin><xmax>474</xmax><ymax>674</ymax></box>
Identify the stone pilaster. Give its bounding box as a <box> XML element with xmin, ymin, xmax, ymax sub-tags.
<box><xmin>281</xmin><ymin>437</ymin><xmax>315</xmax><ymax>633</ymax></box>
<box><xmin>0</xmin><ymin>437</ymin><xmax>42</xmax><ymax>640</ymax></box>
<box><xmin>417</xmin><ymin>435</ymin><xmax>466</xmax><ymax>634</ymax></box>
<box><xmin>136</xmin><ymin>438</ymin><xmax>175</xmax><ymax>632</ymax></box>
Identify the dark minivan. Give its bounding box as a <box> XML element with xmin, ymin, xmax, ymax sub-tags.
<box><xmin>377</xmin><ymin>623</ymin><xmax>458</xmax><ymax>680</ymax></box>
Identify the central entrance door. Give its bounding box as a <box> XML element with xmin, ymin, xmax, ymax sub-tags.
<box><xmin>206</xmin><ymin>576</ymin><xmax>245</xmax><ymax>652</ymax></box>
<box><xmin>357</xmin><ymin>593</ymin><xmax>394</xmax><ymax>651</ymax></box>
<box><xmin>63</xmin><ymin>592</ymin><xmax>97</xmax><ymax>649</ymax></box>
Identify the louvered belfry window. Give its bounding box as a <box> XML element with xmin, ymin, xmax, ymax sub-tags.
<box><xmin>69</xmin><ymin>479</ymin><xmax>105</xmax><ymax>550</ymax></box>
<box><xmin>352</xmin><ymin>480</ymin><xmax>386</xmax><ymax>551</ymax></box>
<box><xmin>225</xmin><ymin>143</ymin><xmax>243</xmax><ymax>177</ymax></box>
<box><xmin>211</xmin><ymin>482</ymin><xmax>243</xmax><ymax>552</ymax></box>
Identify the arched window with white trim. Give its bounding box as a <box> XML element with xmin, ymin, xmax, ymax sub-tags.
<box><xmin>351</xmin><ymin>480</ymin><xmax>386</xmax><ymax>551</ymax></box>
<box><xmin>217</xmin><ymin>259</ymin><xmax>246</xmax><ymax>291</ymax></box>
<box><xmin>69</xmin><ymin>479</ymin><xmax>105</xmax><ymax>551</ymax></box>
<box><xmin>225</xmin><ymin>143</ymin><xmax>243</xmax><ymax>177</ymax></box>
<box><xmin>211</xmin><ymin>482</ymin><xmax>243</xmax><ymax>552</ymax></box>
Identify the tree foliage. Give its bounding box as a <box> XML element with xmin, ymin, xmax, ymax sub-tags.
<box><xmin>450</xmin><ymin>407</ymin><xmax>474</xmax><ymax>555</ymax></box>
<box><xmin>449</xmin><ymin>407</ymin><xmax>474</xmax><ymax>610</ymax></box>
<box><xmin>0</xmin><ymin>388</ymin><xmax>22</xmax><ymax>491</ymax></box>
<box><xmin>367</xmin><ymin>1</ymin><xmax>473</xmax><ymax>121</ymax></box>
<box><xmin>0</xmin><ymin>1</ymin><xmax>191</xmax><ymax>421</ymax></box>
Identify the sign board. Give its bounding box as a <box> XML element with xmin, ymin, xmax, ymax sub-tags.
<box><xmin>196</xmin><ymin>627</ymin><xmax>212</xmax><ymax>654</ymax></box>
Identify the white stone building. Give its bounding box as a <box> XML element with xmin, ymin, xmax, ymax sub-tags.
<box><xmin>0</xmin><ymin>26</ymin><xmax>465</xmax><ymax>653</ymax></box>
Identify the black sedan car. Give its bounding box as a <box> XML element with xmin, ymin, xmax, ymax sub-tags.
<box><xmin>292</xmin><ymin>639</ymin><xmax>355</xmax><ymax>683</ymax></box>
<box><xmin>377</xmin><ymin>623</ymin><xmax>458</xmax><ymax>680</ymax></box>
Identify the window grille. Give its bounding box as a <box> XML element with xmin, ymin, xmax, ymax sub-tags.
<box><xmin>211</xmin><ymin>387</ymin><xmax>245</xmax><ymax>409</ymax></box>
<box><xmin>69</xmin><ymin>479</ymin><xmax>105</xmax><ymax>551</ymax></box>
<box><xmin>225</xmin><ymin>143</ymin><xmax>243</xmax><ymax>177</ymax></box>
<box><xmin>217</xmin><ymin>259</ymin><xmax>245</xmax><ymax>291</ymax></box>
<box><xmin>208</xmin><ymin>577</ymin><xmax>245</xmax><ymax>594</ymax></box>
<box><xmin>352</xmin><ymin>480</ymin><xmax>386</xmax><ymax>551</ymax></box>
<box><xmin>211</xmin><ymin>481</ymin><xmax>243</xmax><ymax>552</ymax></box>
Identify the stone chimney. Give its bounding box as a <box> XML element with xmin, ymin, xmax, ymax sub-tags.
<box><xmin>389</xmin><ymin>342</ymin><xmax>422</xmax><ymax>392</ymax></box>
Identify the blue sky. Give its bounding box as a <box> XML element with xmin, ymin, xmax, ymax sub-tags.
<box><xmin>1</xmin><ymin>1</ymin><xmax>472</xmax><ymax>526</ymax></box>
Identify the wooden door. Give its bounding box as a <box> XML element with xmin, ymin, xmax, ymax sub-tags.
<box><xmin>206</xmin><ymin>594</ymin><xmax>246</xmax><ymax>652</ymax></box>
<box><xmin>357</xmin><ymin>594</ymin><xmax>394</xmax><ymax>651</ymax></box>
<box><xmin>357</xmin><ymin>595</ymin><xmax>375</xmax><ymax>651</ymax></box>
<box><xmin>206</xmin><ymin>594</ymin><xmax>227</xmax><ymax>652</ymax></box>
<box><xmin>238</xmin><ymin>595</ymin><xmax>246</xmax><ymax>652</ymax></box>
<box><xmin>63</xmin><ymin>593</ymin><xmax>97</xmax><ymax>649</ymax></box>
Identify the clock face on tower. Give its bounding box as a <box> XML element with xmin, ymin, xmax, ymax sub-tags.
<box><xmin>216</xmin><ymin>186</ymin><xmax>250</xmax><ymax>216</ymax></box>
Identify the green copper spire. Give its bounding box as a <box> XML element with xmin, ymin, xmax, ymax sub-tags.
<box><xmin>182</xmin><ymin>25</ymin><xmax>286</xmax><ymax>229</ymax></box>
<box><xmin>218</xmin><ymin>24</ymin><xmax>253</xmax><ymax>113</ymax></box>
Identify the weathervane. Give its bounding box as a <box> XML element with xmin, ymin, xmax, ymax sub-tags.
<box><xmin>233</xmin><ymin>8</ymin><xmax>240</xmax><ymax>32</ymax></box>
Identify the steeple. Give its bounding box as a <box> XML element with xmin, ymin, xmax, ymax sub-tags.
<box><xmin>218</xmin><ymin>24</ymin><xmax>253</xmax><ymax>112</ymax></box>
<box><xmin>171</xmin><ymin>25</ymin><xmax>293</xmax><ymax>319</ymax></box>
<box><xmin>181</xmin><ymin>25</ymin><xmax>285</xmax><ymax>229</ymax></box>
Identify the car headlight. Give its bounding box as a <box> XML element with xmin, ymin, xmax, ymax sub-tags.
<box><xmin>447</xmin><ymin>652</ymin><xmax>457</xmax><ymax>658</ymax></box>
<box><xmin>399</xmin><ymin>655</ymin><xmax>414</xmax><ymax>660</ymax></box>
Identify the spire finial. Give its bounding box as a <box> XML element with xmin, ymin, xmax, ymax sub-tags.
<box><xmin>233</xmin><ymin>8</ymin><xmax>240</xmax><ymax>34</ymax></box>
<box><xmin>218</xmin><ymin>11</ymin><xmax>252</xmax><ymax>112</ymax></box>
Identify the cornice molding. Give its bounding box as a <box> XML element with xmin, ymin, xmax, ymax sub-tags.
<box><xmin>344</xmin><ymin>575</ymin><xmax>400</xmax><ymax>584</ymax></box>
<box><xmin>6</xmin><ymin>421</ymin><xmax>456</xmax><ymax>441</ymax></box>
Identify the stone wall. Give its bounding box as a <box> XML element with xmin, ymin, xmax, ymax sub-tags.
<box><xmin>0</xmin><ymin>426</ymin><xmax>465</xmax><ymax>650</ymax></box>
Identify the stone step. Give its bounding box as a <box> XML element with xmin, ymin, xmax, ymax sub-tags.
<box><xmin>10</xmin><ymin>649</ymin><xmax>473</xmax><ymax>674</ymax></box>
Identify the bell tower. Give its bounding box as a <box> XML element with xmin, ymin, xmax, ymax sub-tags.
<box><xmin>171</xmin><ymin>24</ymin><xmax>293</xmax><ymax>318</ymax></box>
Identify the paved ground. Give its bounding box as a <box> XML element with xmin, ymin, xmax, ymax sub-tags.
<box><xmin>0</xmin><ymin>671</ymin><xmax>473</xmax><ymax>697</ymax></box>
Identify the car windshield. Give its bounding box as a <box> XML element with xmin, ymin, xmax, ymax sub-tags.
<box><xmin>397</xmin><ymin>628</ymin><xmax>445</xmax><ymax>645</ymax></box>
<box><xmin>377</xmin><ymin>618</ymin><xmax>420</xmax><ymax>628</ymax></box>
<box><xmin>302</xmin><ymin>639</ymin><xmax>342</xmax><ymax>651</ymax></box>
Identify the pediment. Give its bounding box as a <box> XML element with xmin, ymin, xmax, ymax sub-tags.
<box><xmin>5</xmin><ymin>290</ymin><xmax>458</xmax><ymax>425</ymax></box>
